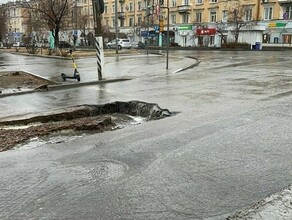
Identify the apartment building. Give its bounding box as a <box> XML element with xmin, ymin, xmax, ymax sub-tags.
<box><xmin>1</xmin><ymin>0</ymin><xmax>29</xmax><ymax>43</ymax></box>
<box><xmin>96</xmin><ymin>0</ymin><xmax>292</xmax><ymax>47</ymax></box>
<box><xmin>2</xmin><ymin>0</ymin><xmax>292</xmax><ymax>47</ymax></box>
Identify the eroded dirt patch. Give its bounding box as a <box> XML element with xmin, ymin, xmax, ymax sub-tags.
<box><xmin>0</xmin><ymin>101</ymin><xmax>171</xmax><ymax>152</ymax></box>
<box><xmin>0</xmin><ymin>71</ymin><xmax>56</xmax><ymax>94</ymax></box>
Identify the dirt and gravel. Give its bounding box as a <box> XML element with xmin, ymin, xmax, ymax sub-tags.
<box><xmin>0</xmin><ymin>99</ymin><xmax>171</xmax><ymax>152</ymax></box>
<box><xmin>0</xmin><ymin>71</ymin><xmax>56</xmax><ymax>94</ymax></box>
<box><xmin>0</xmin><ymin>48</ymin><xmax>159</xmax><ymax>152</ymax></box>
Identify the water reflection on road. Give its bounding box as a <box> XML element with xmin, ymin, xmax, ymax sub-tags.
<box><xmin>1</xmin><ymin>49</ymin><xmax>292</xmax><ymax>120</ymax></box>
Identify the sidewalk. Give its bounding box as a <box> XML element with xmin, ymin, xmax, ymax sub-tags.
<box><xmin>227</xmin><ymin>185</ymin><xmax>292</xmax><ymax>219</ymax></box>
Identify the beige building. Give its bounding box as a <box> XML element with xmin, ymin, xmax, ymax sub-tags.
<box><xmin>2</xmin><ymin>0</ymin><xmax>292</xmax><ymax>46</ymax></box>
<box><xmin>1</xmin><ymin>0</ymin><xmax>29</xmax><ymax>42</ymax></box>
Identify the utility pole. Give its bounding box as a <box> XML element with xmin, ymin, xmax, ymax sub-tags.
<box><xmin>115</xmin><ymin>0</ymin><xmax>118</xmax><ymax>54</ymax></box>
<box><xmin>166</xmin><ymin>0</ymin><xmax>169</xmax><ymax>69</ymax></box>
<box><xmin>146</xmin><ymin>0</ymin><xmax>151</xmax><ymax>55</ymax></box>
<box><xmin>160</xmin><ymin>0</ymin><xmax>169</xmax><ymax>69</ymax></box>
<box><xmin>92</xmin><ymin>0</ymin><xmax>104</xmax><ymax>80</ymax></box>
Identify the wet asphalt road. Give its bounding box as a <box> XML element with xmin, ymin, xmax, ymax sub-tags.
<box><xmin>0</xmin><ymin>50</ymin><xmax>292</xmax><ymax>219</ymax></box>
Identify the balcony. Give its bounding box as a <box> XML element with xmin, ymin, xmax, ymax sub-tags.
<box><xmin>177</xmin><ymin>5</ymin><xmax>192</xmax><ymax>14</ymax></box>
<box><xmin>118</xmin><ymin>12</ymin><xmax>125</xmax><ymax>20</ymax></box>
<box><xmin>276</xmin><ymin>0</ymin><xmax>288</xmax><ymax>3</ymax></box>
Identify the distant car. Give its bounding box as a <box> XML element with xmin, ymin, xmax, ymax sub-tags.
<box><xmin>131</xmin><ymin>41</ymin><xmax>145</xmax><ymax>49</ymax></box>
<box><xmin>19</xmin><ymin>42</ymin><xmax>26</xmax><ymax>47</ymax></box>
<box><xmin>13</xmin><ymin>42</ymin><xmax>20</xmax><ymax>47</ymax></box>
<box><xmin>107</xmin><ymin>39</ymin><xmax>131</xmax><ymax>49</ymax></box>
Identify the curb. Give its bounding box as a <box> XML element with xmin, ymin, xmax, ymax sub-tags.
<box><xmin>173</xmin><ymin>56</ymin><xmax>201</xmax><ymax>73</ymax></box>
<box><xmin>0</xmin><ymin>78</ymin><xmax>132</xmax><ymax>98</ymax></box>
<box><xmin>227</xmin><ymin>185</ymin><xmax>292</xmax><ymax>219</ymax></box>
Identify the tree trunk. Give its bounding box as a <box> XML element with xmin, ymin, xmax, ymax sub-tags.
<box><xmin>54</xmin><ymin>26</ymin><xmax>60</xmax><ymax>49</ymax></box>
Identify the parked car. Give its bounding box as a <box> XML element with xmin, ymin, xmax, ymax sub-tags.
<box><xmin>131</xmin><ymin>41</ymin><xmax>145</xmax><ymax>49</ymax></box>
<box><xmin>13</xmin><ymin>42</ymin><xmax>20</xmax><ymax>47</ymax></box>
<box><xmin>106</xmin><ymin>39</ymin><xmax>131</xmax><ymax>49</ymax></box>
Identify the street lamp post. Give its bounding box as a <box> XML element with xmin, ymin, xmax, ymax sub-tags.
<box><xmin>115</xmin><ymin>0</ymin><xmax>118</xmax><ymax>54</ymax></box>
<box><xmin>161</xmin><ymin>0</ymin><xmax>170</xmax><ymax>69</ymax></box>
<box><xmin>166</xmin><ymin>0</ymin><xmax>169</xmax><ymax>69</ymax></box>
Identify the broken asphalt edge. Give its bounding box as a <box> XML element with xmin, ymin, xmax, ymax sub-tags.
<box><xmin>0</xmin><ymin>78</ymin><xmax>132</xmax><ymax>98</ymax></box>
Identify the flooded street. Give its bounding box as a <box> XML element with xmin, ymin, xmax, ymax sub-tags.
<box><xmin>0</xmin><ymin>49</ymin><xmax>292</xmax><ymax>219</ymax></box>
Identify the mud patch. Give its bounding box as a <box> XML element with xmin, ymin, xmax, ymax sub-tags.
<box><xmin>0</xmin><ymin>71</ymin><xmax>56</xmax><ymax>94</ymax></box>
<box><xmin>0</xmin><ymin>101</ymin><xmax>171</xmax><ymax>152</ymax></box>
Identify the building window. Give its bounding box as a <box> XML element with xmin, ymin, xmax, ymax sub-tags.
<box><xmin>129</xmin><ymin>2</ymin><xmax>133</xmax><ymax>11</ymax></box>
<box><xmin>183</xmin><ymin>0</ymin><xmax>189</xmax><ymax>5</ymax></box>
<box><xmin>138</xmin><ymin>17</ymin><xmax>142</xmax><ymax>25</ymax></box>
<box><xmin>171</xmin><ymin>14</ymin><xmax>176</xmax><ymax>24</ymax></box>
<box><xmin>285</xmin><ymin>6</ymin><xmax>292</xmax><ymax>19</ymax></box>
<box><xmin>245</xmin><ymin>8</ymin><xmax>252</xmax><ymax>21</ymax></box>
<box><xmin>196</xmin><ymin>12</ymin><xmax>202</xmax><ymax>23</ymax></box>
<box><xmin>138</xmin><ymin>2</ymin><xmax>142</xmax><ymax>11</ymax></box>
<box><xmin>105</xmin><ymin>18</ymin><xmax>109</xmax><ymax>26</ymax></box>
<box><xmin>210</xmin><ymin>11</ymin><xmax>217</xmax><ymax>22</ymax></box>
<box><xmin>222</xmin><ymin>10</ymin><xmax>227</xmax><ymax>22</ymax></box>
<box><xmin>209</xmin><ymin>0</ymin><xmax>217</xmax><ymax>3</ymax></box>
<box><xmin>104</xmin><ymin>5</ymin><xmax>108</xmax><ymax>13</ymax></box>
<box><xmin>182</xmin><ymin>14</ymin><xmax>189</xmax><ymax>23</ymax></box>
<box><xmin>196</xmin><ymin>0</ymin><xmax>203</xmax><ymax>4</ymax></box>
<box><xmin>264</xmin><ymin>7</ymin><xmax>272</xmax><ymax>20</ymax></box>
<box><xmin>112</xmin><ymin>5</ymin><xmax>115</xmax><ymax>13</ymax></box>
<box><xmin>112</xmin><ymin>18</ymin><xmax>115</xmax><ymax>27</ymax></box>
<box><xmin>172</xmin><ymin>0</ymin><xmax>176</xmax><ymax>7</ymax></box>
<box><xmin>129</xmin><ymin>17</ymin><xmax>134</xmax><ymax>26</ymax></box>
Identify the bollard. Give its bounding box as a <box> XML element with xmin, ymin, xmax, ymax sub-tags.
<box><xmin>95</xmin><ymin>36</ymin><xmax>104</xmax><ymax>80</ymax></box>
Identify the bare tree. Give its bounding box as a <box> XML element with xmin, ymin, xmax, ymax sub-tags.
<box><xmin>26</xmin><ymin>0</ymin><xmax>74</xmax><ymax>49</ymax></box>
<box><xmin>227</xmin><ymin>1</ymin><xmax>246</xmax><ymax>43</ymax></box>
<box><xmin>0</xmin><ymin>6</ymin><xmax>7</xmax><ymax>42</ymax></box>
<box><xmin>216</xmin><ymin>22</ymin><xmax>228</xmax><ymax>44</ymax></box>
<box><xmin>78</xmin><ymin>14</ymin><xmax>90</xmax><ymax>46</ymax></box>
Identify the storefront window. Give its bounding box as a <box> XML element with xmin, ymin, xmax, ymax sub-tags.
<box><xmin>283</xmin><ymin>35</ymin><xmax>292</xmax><ymax>44</ymax></box>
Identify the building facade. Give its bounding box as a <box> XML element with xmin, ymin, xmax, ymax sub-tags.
<box><xmin>1</xmin><ymin>0</ymin><xmax>292</xmax><ymax>47</ymax></box>
<box><xmin>1</xmin><ymin>0</ymin><xmax>29</xmax><ymax>43</ymax></box>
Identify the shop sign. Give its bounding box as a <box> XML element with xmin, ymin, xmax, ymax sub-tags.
<box><xmin>196</xmin><ymin>28</ymin><xmax>216</xmax><ymax>36</ymax></box>
<box><xmin>141</xmin><ymin>31</ymin><xmax>148</xmax><ymax>37</ymax></box>
<box><xmin>268</xmin><ymin>22</ymin><xmax>287</xmax><ymax>28</ymax></box>
<box><xmin>178</xmin><ymin>25</ymin><xmax>193</xmax><ymax>30</ymax></box>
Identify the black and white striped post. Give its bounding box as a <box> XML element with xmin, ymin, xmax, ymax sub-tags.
<box><xmin>92</xmin><ymin>0</ymin><xmax>104</xmax><ymax>80</ymax></box>
<box><xmin>95</xmin><ymin>36</ymin><xmax>104</xmax><ymax>80</ymax></box>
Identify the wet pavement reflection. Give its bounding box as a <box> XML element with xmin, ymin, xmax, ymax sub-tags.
<box><xmin>0</xmin><ymin>49</ymin><xmax>292</xmax><ymax>220</ymax></box>
<box><xmin>0</xmin><ymin>50</ymin><xmax>292</xmax><ymax>120</ymax></box>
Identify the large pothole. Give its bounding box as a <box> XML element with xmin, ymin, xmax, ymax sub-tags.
<box><xmin>0</xmin><ymin>101</ymin><xmax>171</xmax><ymax>152</ymax></box>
